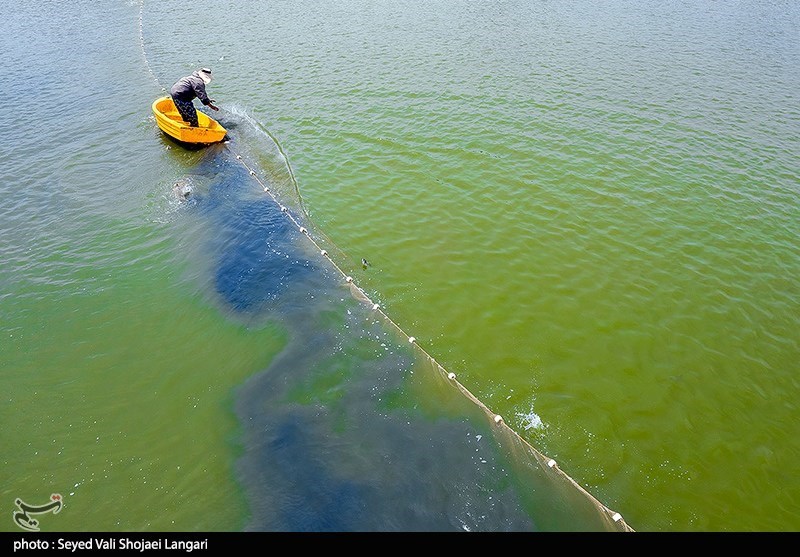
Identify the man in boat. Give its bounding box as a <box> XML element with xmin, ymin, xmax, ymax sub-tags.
<box><xmin>169</xmin><ymin>68</ymin><xmax>219</xmax><ymax>127</ymax></box>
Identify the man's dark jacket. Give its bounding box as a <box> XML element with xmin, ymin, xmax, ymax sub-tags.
<box><xmin>170</xmin><ymin>71</ymin><xmax>211</xmax><ymax>105</ymax></box>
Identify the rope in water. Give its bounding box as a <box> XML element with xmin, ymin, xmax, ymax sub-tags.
<box><xmin>227</xmin><ymin>149</ymin><xmax>633</xmax><ymax>531</ymax></box>
<box><xmin>138</xmin><ymin>0</ymin><xmax>633</xmax><ymax>532</ymax></box>
<box><xmin>138</xmin><ymin>4</ymin><xmax>166</xmax><ymax>95</ymax></box>
<box><xmin>138</xmin><ymin>1</ymin><xmax>306</xmax><ymax>220</ymax></box>
<box><xmin>249</xmin><ymin>118</ymin><xmax>305</xmax><ymax>216</ymax></box>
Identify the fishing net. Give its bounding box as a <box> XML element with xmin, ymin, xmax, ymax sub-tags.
<box><xmin>139</xmin><ymin>0</ymin><xmax>633</xmax><ymax>530</ymax></box>
<box><xmin>163</xmin><ymin>132</ymin><xmax>632</xmax><ymax>531</ymax></box>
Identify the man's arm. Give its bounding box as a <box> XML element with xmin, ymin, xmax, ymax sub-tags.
<box><xmin>194</xmin><ymin>82</ymin><xmax>219</xmax><ymax>111</ymax></box>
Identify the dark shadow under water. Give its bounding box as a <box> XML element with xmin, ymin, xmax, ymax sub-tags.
<box><xmin>178</xmin><ymin>140</ymin><xmax>629</xmax><ymax>532</ymax></box>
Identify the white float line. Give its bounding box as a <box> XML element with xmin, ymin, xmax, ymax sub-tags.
<box><xmin>234</xmin><ymin>150</ymin><xmax>515</xmax><ymax>420</ymax></box>
<box><xmin>231</xmin><ymin>150</ymin><xmax>445</xmax><ymax>352</ymax></box>
<box><xmin>228</xmin><ymin>146</ymin><xmax>635</xmax><ymax>532</ymax></box>
<box><xmin>138</xmin><ymin>0</ymin><xmax>632</xmax><ymax>532</ymax></box>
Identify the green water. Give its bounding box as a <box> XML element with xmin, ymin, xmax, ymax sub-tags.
<box><xmin>2</xmin><ymin>0</ymin><xmax>799</xmax><ymax>531</ymax></box>
<box><xmin>4</xmin><ymin>261</ymin><xmax>286</xmax><ymax>531</ymax></box>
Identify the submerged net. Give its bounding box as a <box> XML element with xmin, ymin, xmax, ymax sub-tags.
<box><xmin>140</xmin><ymin>1</ymin><xmax>634</xmax><ymax>531</ymax></box>
<box><xmin>161</xmin><ymin>133</ymin><xmax>633</xmax><ymax>532</ymax></box>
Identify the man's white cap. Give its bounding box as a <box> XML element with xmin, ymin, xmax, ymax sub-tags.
<box><xmin>198</xmin><ymin>68</ymin><xmax>212</xmax><ymax>84</ymax></box>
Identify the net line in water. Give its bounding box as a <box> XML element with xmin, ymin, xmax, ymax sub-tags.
<box><xmin>138</xmin><ymin>0</ymin><xmax>634</xmax><ymax>532</ymax></box>
<box><xmin>224</xmin><ymin>146</ymin><xmax>634</xmax><ymax>532</ymax></box>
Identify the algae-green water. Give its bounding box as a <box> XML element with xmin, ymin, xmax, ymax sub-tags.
<box><xmin>2</xmin><ymin>0</ymin><xmax>798</xmax><ymax>532</ymax></box>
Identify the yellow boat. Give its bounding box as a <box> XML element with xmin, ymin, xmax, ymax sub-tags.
<box><xmin>151</xmin><ymin>96</ymin><xmax>228</xmax><ymax>145</ymax></box>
